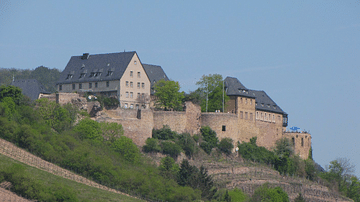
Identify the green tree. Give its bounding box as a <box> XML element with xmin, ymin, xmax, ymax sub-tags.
<box><xmin>111</xmin><ymin>136</ymin><xmax>140</xmax><ymax>163</ymax></box>
<box><xmin>143</xmin><ymin>138</ymin><xmax>161</xmax><ymax>153</ymax></box>
<box><xmin>0</xmin><ymin>85</ymin><xmax>23</xmax><ymax>104</ymax></box>
<box><xmin>274</xmin><ymin>137</ymin><xmax>293</xmax><ymax>158</ymax></box>
<box><xmin>154</xmin><ymin>80</ymin><xmax>184</xmax><ymax>111</ymax></box>
<box><xmin>99</xmin><ymin>122</ymin><xmax>124</xmax><ymax>142</ymax></box>
<box><xmin>218</xmin><ymin>138</ymin><xmax>234</xmax><ymax>155</ymax></box>
<box><xmin>200</xmin><ymin>126</ymin><xmax>219</xmax><ymax>154</ymax></box>
<box><xmin>161</xmin><ymin>141</ymin><xmax>182</xmax><ymax>158</ymax></box>
<box><xmin>152</xmin><ymin>125</ymin><xmax>177</xmax><ymax>140</ymax></box>
<box><xmin>195</xmin><ymin>74</ymin><xmax>229</xmax><ymax>112</ymax></box>
<box><xmin>176</xmin><ymin>133</ymin><xmax>196</xmax><ymax>158</ymax></box>
<box><xmin>73</xmin><ymin>118</ymin><xmax>102</xmax><ymax>141</ymax></box>
<box><xmin>159</xmin><ymin>156</ymin><xmax>180</xmax><ymax>179</ymax></box>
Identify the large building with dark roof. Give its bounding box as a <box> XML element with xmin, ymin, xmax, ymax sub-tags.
<box><xmin>56</xmin><ymin>52</ymin><xmax>168</xmax><ymax>109</ymax></box>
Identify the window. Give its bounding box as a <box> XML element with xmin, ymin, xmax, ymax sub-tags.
<box><xmin>126</xmin><ymin>81</ymin><xmax>129</xmax><ymax>87</ymax></box>
<box><xmin>142</xmin><ymin>93</ymin><xmax>145</xmax><ymax>99</ymax></box>
<box><xmin>222</xmin><ymin>125</ymin><xmax>226</xmax><ymax>131</ymax></box>
<box><xmin>250</xmin><ymin>99</ymin><xmax>252</xmax><ymax>105</ymax></box>
<box><xmin>126</xmin><ymin>92</ymin><xmax>129</xmax><ymax>98</ymax></box>
<box><xmin>292</xmin><ymin>137</ymin><xmax>295</xmax><ymax>146</ymax></box>
<box><xmin>240</xmin><ymin>111</ymin><xmax>243</xmax><ymax>119</ymax></box>
<box><xmin>79</xmin><ymin>73</ymin><xmax>86</xmax><ymax>78</ymax></box>
<box><xmin>273</xmin><ymin>115</ymin><xmax>275</xmax><ymax>122</ymax></box>
<box><xmin>137</xmin><ymin>82</ymin><xmax>140</xmax><ymax>89</ymax></box>
<box><xmin>66</xmin><ymin>74</ymin><xmax>73</xmax><ymax>80</ymax></box>
<box><xmin>142</xmin><ymin>82</ymin><xmax>145</xmax><ymax>88</ymax></box>
<box><xmin>79</xmin><ymin>83</ymin><xmax>82</xmax><ymax>89</ymax></box>
<box><xmin>250</xmin><ymin>113</ymin><xmax>253</xmax><ymax>120</ymax></box>
<box><xmin>106</xmin><ymin>81</ymin><xmax>109</xmax><ymax>87</ymax></box>
<box><xmin>130</xmin><ymin>71</ymin><xmax>133</xmax><ymax>77</ymax></box>
<box><xmin>264</xmin><ymin>113</ymin><xmax>267</xmax><ymax>120</ymax></box>
<box><xmin>137</xmin><ymin>93</ymin><xmax>140</xmax><ymax>98</ymax></box>
<box><xmin>130</xmin><ymin>82</ymin><xmax>133</xmax><ymax>88</ymax></box>
<box><xmin>95</xmin><ymin>82</ymin><xmax>98</xmax><ymax>88</ymax></box>
<box><xmin>89</xmin><ymin>83</ymin><xmax>92</xmax><ymax>88</ymax></box>
<box><xmin>72</xmin><ymin>84</ymin><xmax>75</xmax><ymax>90</ymax></box>
<box><xmin>130</xmin><ymin>92</ymin><xmax>133</xmax><ymax>98</ymax></box>
<box><xmin>136</xmin><ymin>104</ymin><xmax>139</xmax><ymax>109</ymax></box>
<box><xmin>134</xmin><ymin>61</ymin><xmax>137</xmax><ymax>65</ymax></box>
<box><xmin>124</xmin><ymin>103</ymin><xmax>128</xmax><ymax>108</ymax></box>
<box><xmin>301</xmin><ymin>138</ymin><xmax>304</xmax><ymax>147</ymax></box>
<box><xmin>107</xmin><ymin>71</ymin><xmax>113</xmax><ymax>76</ymax></box>
<box><xmin>240</xmin><ymin>98</ymin><xmax>243</xmax><ymax>103</ymax></box>
<box><xmin>245</xmin><ymin>99</ymin><xmax>248</xmax><ymax>104</ymax></box>
<box><xmin>245</xmin><ymin>112</ymin><xmax>248</xmax><ymax>120</ymax></box>
<box><xmin>130</xmin><ymin>104</ymin><xmax>134</xmax><ymax>109</ymax></box>
<box><xmin>59</xmin><ymin>85</ymin><xmax>62</xmax><ymax>91</ymax></box>
<box><xmin>269</xmin><ymin>114</ymin><xmax>271</xmax><ymax>121</ymax></box>
<box><xmin>256</xmin><ymin>112</ymin><xmax>259</xmax><ymax>119</ymax></box>
<box><xmin>137</xmin><ymin>72</ymin><xmax>141</xmax><ymax>78</ymax></box>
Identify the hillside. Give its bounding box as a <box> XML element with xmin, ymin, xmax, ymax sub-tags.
<box><xmin>0</xmin><ymin>138</ymin><xmax>143</xmax><ymax>202</ymax></box>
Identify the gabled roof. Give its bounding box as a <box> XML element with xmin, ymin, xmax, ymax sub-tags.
<box><xmin>11</xmin><ymin>79</ymin><xmax>50</xmax><ymax>100</ymax></box>
<box><xmin>224</xmin><ymin>76</ymin><xmax>286</xmax><ymax>115</ymax></box>
<box><xmin>224</xmin><ymin>77</ymin><xmax>254</xmax><ymax>98</ymax></box>
<box><xmin>143</xmin><ymin>64</ymin><xmax>169</xmax><ymax>95</ymax></box>
<box><xmin>57</xmin><ymin>52</ymin><xmax>136</xmax><ymax>84</ymax></box>
<box><xmin>249</xmin><ymin>90</ymin><xmax>287</xmax><ymax>115</ymax></box>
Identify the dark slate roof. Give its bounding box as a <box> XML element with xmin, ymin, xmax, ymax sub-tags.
<box><xmin>249</xmin><ymin>90</ymin><xmax>287</xmax><ymax>115</ymax></box>
<box><xmin>224</xmin><ymin>77</ymin><xmax>254</xmax><ymax>98</ymax></box>
<box><xmin>143</xmin><ymin>64</ymin><xmax>169</xmax><ymax>95</ymax></box>
<box><xmin>224</xmin><ymin>76</ymin><xmax>286</xmax><ymax>115</ymax></box>
<box><xmin>11</xmin><ymin>79</ymin><xmax>50</xmax><ymax>100</ymax></box>
<box><xmin>57</xmin><ymin>52</ymin><xmax>136</xmax><ymax>84</ymax></box>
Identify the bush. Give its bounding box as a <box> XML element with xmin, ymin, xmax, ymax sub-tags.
<box><xmin>200</xmin><ymin>126</ymin><xmax>218</xmax><ymax>154</ymax></box>
<box><xmin>111</xmin><ymin>136</ymin><xmax>140</xmax><ymax>163</ymax></box>
<box><xmin>152</xmin><ymin>125</ymin><xmax>177</xmax><ymax>140</ymax></box>
<box><xmin>161</xmin><ymin>141</ymin><xmax>182</xmax><ymax>158</ymax></box>
<box><xmin>176</xmin><ymin>133</ymin><xmax>196</xmax><ymax>157</ymax></box>
<box><xmin>218</xmin><ymin>138</ymin><xmax>234</xmax><ymax>155</ymax></box>
<box><xmin>238</xmin><ymin>137</ymin><xmax>277</xmax><ymax>165</ymax></box>
<box><xmin>249</xmin><ymin>183</ymin><xmax>289</xmax><ymax>202</ymax></box>
<box><xmin>143</xmin><ymin>138</ymin><xmax>161</xmax><ymax>153</ymax></box>
<box><xmin>73</xmin><ymin>118</ymin><xmax>102</xmax><ymax>141</ymax></box>
<box><xmin>97</xmin><ymin>95</ymin><xmax>119</xmax><ymax>109</ymax></box>
<box><xmin>228</xmin><ymin>188</ymin><xmax>248</xmax><ymax>202</ymax></box>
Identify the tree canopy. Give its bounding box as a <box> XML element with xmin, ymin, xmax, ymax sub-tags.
<box><xmin>154</xmin><ymin>80</ymin><xmax>184</xmax><ymax>111</ymax></box>
<box><xmin>194</xmin><ymin>74</ymin><xmax>229</xmax><ymax>112</ymax></box>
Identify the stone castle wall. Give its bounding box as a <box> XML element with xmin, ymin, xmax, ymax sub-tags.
<box><xmin>200</xmin><ymin>112</ymin><xmax>238</xmax><ymax>141</ymax></box>
<box><xmin>284</xmin><ymin>131</ymin><xmax>311</xmax><ymax>159</ymax></box>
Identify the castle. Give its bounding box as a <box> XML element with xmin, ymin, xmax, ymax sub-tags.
<box><xmin>54</xmin><ymin>51</ymin><xmax>311</xmax><ymax>159</ymax></box>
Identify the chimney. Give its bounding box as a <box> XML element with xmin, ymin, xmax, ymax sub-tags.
<box><xmin>81</xmin><ymin>53</ymin><xmax>89</xmax><ymax>60</ymax></box>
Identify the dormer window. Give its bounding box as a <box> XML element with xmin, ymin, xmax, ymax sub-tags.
<box><xmin>90</xmin><ymin>72</ymin><xmax>95</xmax><ymax>77</ymax></box>
<box><xmin>66</xmin><ymin>74</ymin><xmax>73</xmax><ymax>79</ymax></box>
<box><xmin>79</xmin><ymin>73</ymin><xmax>86</xmax><ymax>78</ymax></box>
<box><xmin>107</xmin><ymin>71</ymin><xmax>113</xmax><ymax>76</ymax></box>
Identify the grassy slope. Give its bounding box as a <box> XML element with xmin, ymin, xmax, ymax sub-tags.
<box><xmin>0</xmin><ymin>154</ymin><xmax>144</xmax><ymax>202</ymax></box>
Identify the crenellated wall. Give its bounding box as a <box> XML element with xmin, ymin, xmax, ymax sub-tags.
<box><xmin>284</xmin><ymin>131</ymin><xmax>312</xmax><ymax>159</ymax></box>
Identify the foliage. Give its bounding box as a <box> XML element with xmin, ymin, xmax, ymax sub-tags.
<box><xmin>177</xmin><ymin>159</ymin><xmax>217</xmax><ymax>200</ymax></box>
<box><xmin>200</xmin><ymin>126</ymin><xmax>219</xmax><ymax>154</ymax></box>
<box><xmin>218</xmin><ymin>137</ymin><xmax>234</xmax><ymax>155</ymax></box>
<box><xmin>0</xmin><ymin>164</ymin><xmax>78</xmax><ymax>201</ymax></box>
<box><xmin>159</xmin><ymin>156</ymin><xmax>180</xmax><ymax>179</ymax></box>
<box><xmin>249</xmin><ymin>183</ymin><xmax>289</xmax><ymax>202</ymax></box>
<box><xmin>274</xmin><ymin>138</ymin><xmax>294</xmax><ymax>158</ymax></box>
<box><xmin>97</xmin><ymin>95</ymin><xmax>119</xmax><ymax>109</ymax></box>
<box><xmin>152</xmin><ymin>125</ymin><xmax>177</xmax><ymax>140</ymax></box>
<box><xmin>111</xmin><ymin>136</ymin><xmax>140</xmax><ymax>163</ymax></box>
<box><xmin>195</xmin><ymin>74</ymin><xmax>229</xmax><ymax>112</ymax></box>
<box><xmin>36</xmin><ymin>98</ymin><xmax>75</xmax><ymax>132</ymax></box>
<box><xmin>176</xmin><ymin>133</ymin><xmax>196</xmax><ymax>158</ymax></box>
<box><xmin>154</xmin><ymin>80</ymin><xmax>184</xmax><ymax>111</ymax></box>
<box><xmin>160</xmin><ymin>141</ymin><xmax>182</xmax><ymax>158</ymax></box>
<box><xmin>228</xmin><ymin>188</ymin><xmax>248</xmax><ymax>202</ymax></box>
<box><xmin>73</xmin><ymin>118</ymin><xmax>103</xmax><ymax>141</ymax></box>
<box><xmin>100</xmin><ymin>121</ymin><xmax>124</xmax><ymax>142</ymax></box>
<box><xmin>143</xmin><ymin>138</ymin><xmax>161</xmax><ymax>153</ymax></box>
<box><xmin>0</xmin><ymin>85</ymin><xmax>23</xmax><ymax>104</ymax></box>
<box><xmin>0</xmin><ymin>66</ymin><xmax>61</xmax><ymax>93</ymax></box>
<box><xmin>238</xmin><ymin>137</ymin><xmax>277</xmax><ymax>165</ymax></box>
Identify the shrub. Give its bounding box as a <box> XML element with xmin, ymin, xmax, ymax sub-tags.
<box><xmin>97</xmin><ymin>95</ymin><xmax>119</xmax><ymax>109</ymax></box>
<box><xmin>159</xmin><ymin>156</ymin><xmax>179</xmax><ymax>179</ymax></box>
<box><xmin>228</xmin><ymin>188</ymin><xmax>248</xmax><ymax>202</ymax></box>
<box><xmin>200</xmin><ymin>126</ymin><xmax>218</xmax><ymax>154</ymax></box>
<box><xmin>249</xmin><ymin>183</ymin><xmax>289</xmax><ymax>202</ymax></box>
<box><xmin>73</xmin><ymin>118</ymin><xmax>102</xmax><ymax>141</ymax></box>
<box><xmin>238</xmin><ymin>137</ymin><xmax>277</xmax><ymax>165</ymax></box>
<box><xmin>161</xmin><ymin>141</ymin><xmax>182</xmax><ymax>158</ymax></box>
<box><xmin>152</xmin><ymin>125</ymin><xmax>177</xmax><ymax>140</ymax></box>
<box><xmin>176</xmin><ymin>133</ymin><xmax>196</xmax><ymax>157</ymax></box>
<box><xmin>218</xmin><ymin>138</ymin><xmax>234</xmax><ymax>155</ymax></box>
<box><xmin>143</xmin><ymin>138</ymin><xmax>161</xmax><ymax>153</ymax></box>
<box><xmin>111</xmin><ymin>136</ymin><xmax>140</xmax><ymax>163</ymax></box>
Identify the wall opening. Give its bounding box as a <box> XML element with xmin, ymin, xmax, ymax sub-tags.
<box><xmin>222</xmin><ymin>125</ymin><xmax>226</xmax><ymax>131</ymax></box>
<box><xmin>301</xmin><ymin>138</ymin><xmax>304</xmax><ymax>147</ymax></box>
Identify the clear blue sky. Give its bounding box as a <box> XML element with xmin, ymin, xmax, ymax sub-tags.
<box><xmin>1</xmin><ymin>1</ymin><xmax>360</xmax><ymax>177</ymax></box>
